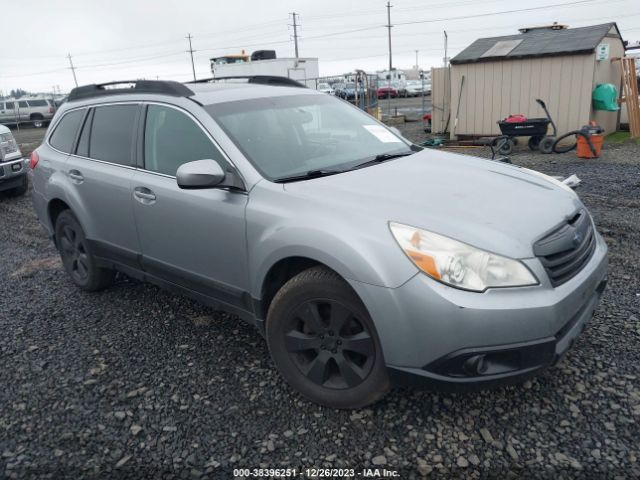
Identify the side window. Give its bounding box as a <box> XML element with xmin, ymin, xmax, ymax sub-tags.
<box><xmin>89</xmin><ymin>105</ymin><xmax>138</xmax><ymax>165</ymax></box>
<box><xmin>27</xmin><ymin>100</ymin><xmax>47</xmax><ymax>107</ymax></box>
<box><xmin>49</xmin><ymin>109</ymin><xmax>85</xmax><ymax>153</ymax></box>
<box><xmin>18</xmin><ymin>101</ymin><xmax>28</xmax><ymax>108</ymax></box>
<box><xmin>76</xmin><ymin>109</ymin><xmax>93</xmax><ymax>158</ymax></box>
<box><xmin>4</xmin><ymin>103</ymin><xmax>14</xmax><ymax>110</ymax></box>
<box><xmin>144</xmin><ymin>105</ymin><xmax>226</xmax><ymax>176</ymax></box>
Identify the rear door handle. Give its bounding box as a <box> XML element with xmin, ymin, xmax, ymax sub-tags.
<box><xmin>68</xmin><ymin>169</ymin><xmax>84</xmax><ymax>183</ymax></box>
<box><xmin>134</xmin><ymin>186</ymin><xmax>156</xmax><ymax>204</ymax></box>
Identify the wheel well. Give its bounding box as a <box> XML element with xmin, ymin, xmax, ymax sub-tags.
<box><xmin>48</xmin><ymin>198</ymin><xmax>70</xmax><ymax>233</ymax></box>
<box><xmin>30</xmin><ymin>113</ymin><xmax>44</xmax><ymax>120</ymax></box>
<box><xmin>259</xmin><ymin>257</ymin><xmax>325</xmax><ymax>319</ymax></box>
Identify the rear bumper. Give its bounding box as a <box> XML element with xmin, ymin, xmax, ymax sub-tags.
<box><xmin>387</xmin><ymin>276</ymin><xmax>607</xmax><ymax>391</ymax></box>
<box><xmin>0</xmin><ymin>158</ymin><xmax>28</xmax><ymax>191</ymax></box>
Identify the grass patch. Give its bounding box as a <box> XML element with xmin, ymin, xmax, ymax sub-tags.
<box><xmin>605</xmin><ymin>131</ymin><xmax>640</xmax><ymax>145</ymax></box>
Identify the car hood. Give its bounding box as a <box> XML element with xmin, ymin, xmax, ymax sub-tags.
<box><xmin>282</xmin><ymin>149</ymin><xmax>584</xmax><ymax>258</ymax></box>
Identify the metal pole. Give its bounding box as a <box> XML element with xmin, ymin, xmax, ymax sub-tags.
<box><xmin>441</xmin><ymin>31</ymin><xmax>448</xmax><ymax>133</ymax></box>
<box><xmin>421</xmin><ymin>71</ymin><xmax>425</xmax><ymax>118</ymax></box>
<box><xmin>186</xmin><ymin>34</ymin><xmax>197</xmax><ymax>82</ymax></box>
<box><xmin>291</xmin><ymin>13</ymin><xmax>300</xmax><ymax>59</ymax></box>
<box><xmin>386</xmin><ymin>1</ymin><xmax>393</xmax><ymax>116</ymax></box>
<box><xmin>415</xmin><ymin>50</ymin><xmax>419</xmax><ymax>69</ymax></box>
<box><xmin>67</xmin><ymin>53</ymin><xmax>78</xmax><ymax>87</ymax></box>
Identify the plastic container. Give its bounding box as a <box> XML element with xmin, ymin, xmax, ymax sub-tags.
<box><xmin>576</xmin><ymin>134</ymin><xmax>603</xmax><ymax>158</ymax></box>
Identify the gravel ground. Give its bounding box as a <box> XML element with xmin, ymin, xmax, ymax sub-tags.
<box><xmin>1</xmin><ymin>128</ymin><xmax>639</xmax><ymax>479</ymax></box>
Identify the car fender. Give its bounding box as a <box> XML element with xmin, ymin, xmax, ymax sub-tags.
<box><xmin>44</xmin><ymin>171</ymin><xmax>95</xmax><ymax>236</ymax></box>
<box><xmin>249</xmin><ymin>225</ymin><xmax>417</xmax><ymax>300</ymax></box>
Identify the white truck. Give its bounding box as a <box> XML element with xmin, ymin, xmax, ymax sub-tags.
<box><xmin>210</xmin><ymin>54</ymin><xmax>319</xmax><ymax>87</ymax></box>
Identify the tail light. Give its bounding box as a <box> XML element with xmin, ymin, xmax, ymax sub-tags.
<box><xmin>48</xmin><ymin>106</ymin><xmax>54</xmax><ymax>113</ymax></box>
<box><xmin>29</xmin><ymin>151</ymin><xmax>39</xmax><ymax>169</ymax></box>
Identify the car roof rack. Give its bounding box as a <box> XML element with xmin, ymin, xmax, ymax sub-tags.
<box><xmin>68</xmin><ymin>80</ymin><xmax>195</xmax><ymax>102</ymax></box>
<box><xmin>186</xmin><ymin>75</ymin><xmax>306</xmax><ymax>88</ymax></box>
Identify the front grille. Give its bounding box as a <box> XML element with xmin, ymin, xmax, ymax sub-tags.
<box><xmin>534</xmin><ymin>210</ymin><xmax>596</xmax><ymax>287</ymax></box>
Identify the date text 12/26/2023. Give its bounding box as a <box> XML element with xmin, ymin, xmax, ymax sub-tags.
<box><xmin>233</xmin><ymin>467</ymin><xmax>400</xmax><ymax>478</ymax></box>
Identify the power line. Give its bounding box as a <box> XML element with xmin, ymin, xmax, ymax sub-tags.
<box><xmin>186</xmin><ymin>33</ymin><xmax>196</xmax><ymax>82</ymax></box>
<box><xmin>394</xmin><ymin>0</ymin><xmax>597</xmax><ymax>26</ymax></box>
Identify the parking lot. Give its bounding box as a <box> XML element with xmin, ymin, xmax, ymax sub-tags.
<box><xmin>1</xmin><ymin>127</ymin><xmax>639</xmax><ymax>478</ymax></box>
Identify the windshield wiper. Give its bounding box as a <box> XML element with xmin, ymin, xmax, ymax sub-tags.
<box><xmin>347</xmin><ymin>151</ymin><xmax>414</xmax><ymax>171</ymax></box>
<box><xmin>274</xmin><ymin>169</ymin><xmax>343</xmax><ymax>183</ymax></box>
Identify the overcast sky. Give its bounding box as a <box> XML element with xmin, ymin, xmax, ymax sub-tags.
<box><xmin>2</xmin><ymin>0</ymin><xmax>639</xmax><ymax>94</ymax></box>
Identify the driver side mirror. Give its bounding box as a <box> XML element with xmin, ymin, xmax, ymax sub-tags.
<box><xmin>176</xmin><ymin>160</ymin><xmax>225</xmax><ymax>189</ymax></box>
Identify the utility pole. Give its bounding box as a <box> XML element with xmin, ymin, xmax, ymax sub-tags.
<box><xmin>186</xmin><ymin>33</ymin><xmax>196</xmax><ymax>82</ymax></box>
<box><xmin>67</xmin><ymin>53</ymin><xmax>78</xmax><ymax>87</ymax></box>
<box><xmin>415</xmin><ymin>50</ymin><xmax>419</xmax><ymax>69</ymax></box>
<box><xmin>386</xmin><ymin>1</ymin><xmax>393</xmax><ymax>116</ymax></box>
<box><xmin>290</xmin><ymin>12</ymin><xmax>300</xmax><ymax>59</ymax></box>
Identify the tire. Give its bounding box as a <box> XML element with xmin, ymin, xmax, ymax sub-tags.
<box><xmin>6</xmin><ymin>175</ymin><xmax>28</xmax><ymax>197</ymax></box>
<box><xmin>55</xmin><ymin>210</ymin><xmax>114</xmax><ymax>291</ymax></box>
<box><xmin>497</xmin><ymin>138</ymin><xmax>514</xmax><ymax>156</ymax></box>
<box><xmin>31</xmin><ymin>115</ymin><xmax>44</xmax><ymax>128</ymax></box>
<box><xmin>539</xmin><ymin>136</ymin><xmax>555</xmax><ymax>154</ymax></box>
<box><xmin>266</xmin><ymin>266</ymin><xmax>390</xmax><ymax>409</ymax></box>
<box><xmin>528</xmin><ymin>136</ymin><xmax>542</xmax><ymax>151</ymax></box>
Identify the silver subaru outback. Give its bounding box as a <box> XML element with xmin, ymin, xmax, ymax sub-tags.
<box><xmin>29</xmin><ymin>78</ymin><xmax>607</xmax><ymax>408</ymax></box>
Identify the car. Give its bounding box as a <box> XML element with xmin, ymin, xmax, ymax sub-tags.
<box><xmin>339</xmin><ymin>83</ymin><xmax>358</xmax><ymax>101</ymax></box>
<box><xmin>30</xmin><ymin>78</ymin><xmax>608</xmax><ymax>409</ymax></box>
<box><xmin>0</xmin><ymin>98</ymin><xmax>56</xmax><ymax>128</ymax></box>
<box><xmin>406</xmin><ymin>80</ymin><xmax>430</xmax><ymax>97</ymax></box>
<box><xmin>377</xmin><ymin>84</ymin><xmax>398</xmax><ymax>99</ymax></box>
<box><xmin>317</xmin><ymin>82</ymin><xmax>335</xmax><ymax>95</ymax></box>
<box><xmin>392</xmin><ymin>81</ymin><xmax>408</xmax><ymax>98</ymax></box>
<box><xmin>0</xmin><ymin>124</ymin><xmax>28</xmax><ymax>196</ymax></box>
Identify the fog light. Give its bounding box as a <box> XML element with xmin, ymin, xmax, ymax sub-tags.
<box><xmin>463</xmin><ymin>355</ymin><xmax>488</xmax><ymax>375</ymax></box>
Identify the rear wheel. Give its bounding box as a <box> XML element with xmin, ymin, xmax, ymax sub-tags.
<box><xmin>31</xmin><ymin>114</ymin><xmax>44</xmax><ymax>128</ymax></box>
<box><xmin>55</xmin><ymin>210</ymin><xmax>114</xmax><ymax>291</ymax></box>
<box><xmin>497</xmin><ymin>137</ymin><xmax>514</xmax><ymax>155</ymax></box>
<box><xmin>528</xmin><ymin>136</ymin><xmax>542</xmax><ymax>151</ymax></box>
<box><xmin>267</xmin><ymin>266</ymin><xmax>390</xmax><ymax>409</ymax></box>
<box><xmin>539</xmin><ymin>136</ymin><xmax>555</xmax><ymax>154</ymax></box>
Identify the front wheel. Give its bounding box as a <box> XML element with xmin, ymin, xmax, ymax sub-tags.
<box><xmin>55</xmin><ymin>210</ymin><xmax>114</xmax><ymax>291</ymax></box>
<box><xmin>267</xmin><ymin>266</ymin><xmax>390</xmax><ymax>409</ymax></box>
<box><xmin>497</xmin><ymin>137</ymin><xmax>514</xmax><ymax>155</ymax></box>
<box><xmin>539</xmin><ymin>136</ymin><xmax>555</xmax><ymax>154</ymax></box>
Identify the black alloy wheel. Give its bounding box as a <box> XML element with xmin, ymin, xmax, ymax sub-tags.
<box><xmin>267</xmin><ymin>266</ymin><xmax>389</xmax><ymax>408</ymax></box>
<box><xmin>284</xmin><ymin>299</ymin><xmax>375</xmax><ymax>390</ymax></box>
<box><xmin>55</xmin><ymin>210</ymin><xmax>114</xmax><ymax>291</ymax></box>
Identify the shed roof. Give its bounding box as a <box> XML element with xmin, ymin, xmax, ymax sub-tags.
<box><xmin>450</xmin><ymin>23</ymin><xmax>622</xmax><ymax>65</ymax></box>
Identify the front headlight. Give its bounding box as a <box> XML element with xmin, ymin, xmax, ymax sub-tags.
<box><xmin>389</xmin><ymin>222</ymin><xmax>538</xmax><ymax>292</ymax></box>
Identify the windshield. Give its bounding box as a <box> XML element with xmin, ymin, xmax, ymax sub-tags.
<box><xmin>206</xmin><ymin>94</ymin><xmax>411</xmax><ymax>181</ymax></box>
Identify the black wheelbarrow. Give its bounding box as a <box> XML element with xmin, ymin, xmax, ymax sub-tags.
<box><xmin>495</xmin><ymin>99</ymin><xmax>558</xmax><ymax>155</ymax></box>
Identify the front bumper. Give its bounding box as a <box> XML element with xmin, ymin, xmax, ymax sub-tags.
<box><xmin>0</xmin><ymin>157</ymin><xmax>28</xmax><ymax>191</ymax></box>
<box><xmin>347</xmin><ymin>231</ymin><xmax>608</xmax><ymax>390</ymax></box>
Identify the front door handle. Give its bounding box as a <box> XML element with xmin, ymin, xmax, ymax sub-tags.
<box><xmin>134</xmin><ymin>186</ymin><xmax>156</xmax><ymax>204</ymax></box>
<box><xmin>68</xmin><ymin>169</ymin><xmax>84</xmax><ymax>183</ymax></box>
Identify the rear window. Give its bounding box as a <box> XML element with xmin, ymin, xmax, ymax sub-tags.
<box><xmin>49</xmin><ymin>109</ymin><xmax>85</xmax><ymax>153</ymax></box>
<box><xmin>89</xmin><ymin>105</ymin><xmax>138</xmax><ymax>165</ymax></box>
<box><xmin>27</xmin><ymin>100</ymin><xmax>48</xmax><ymax>107</ymax></box>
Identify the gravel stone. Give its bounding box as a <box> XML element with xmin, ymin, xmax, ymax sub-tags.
<box><xmin>1</xmin><ymin>128</ymin><xmax>639</xmax><ymax>478</ymax></box>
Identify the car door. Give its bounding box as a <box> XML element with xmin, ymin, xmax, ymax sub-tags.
<box><xmin>1</xmin><ymin>102</ymin><xmax>16</xmax><ymax>124</ymax></box>
<box><xmin>131</xmin><ymin>103</ymin><xmax>250</xmax><ymax>310</ymax></box>
<box><xmin>62</xmin><ymin>103</ymin><xmax>142</xmax><ymax>267</ymax></box>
